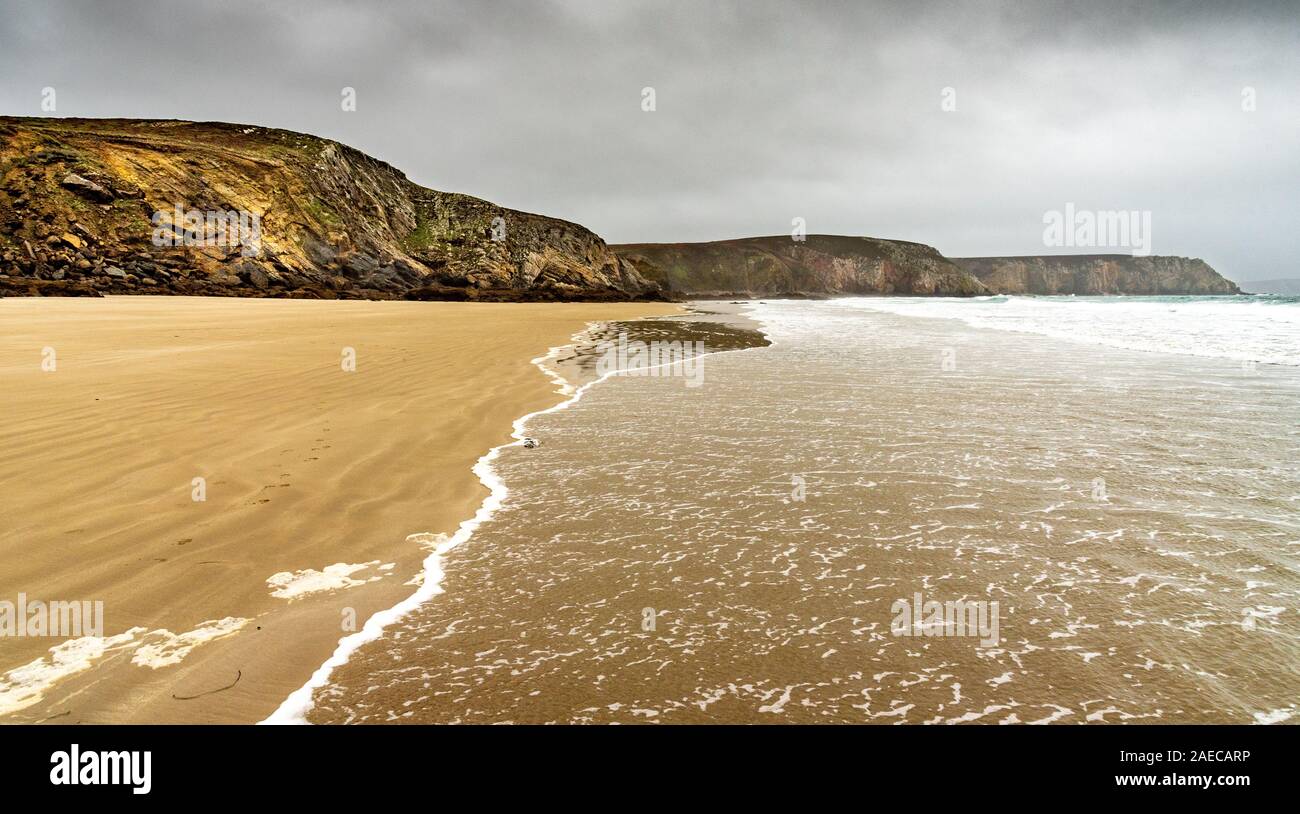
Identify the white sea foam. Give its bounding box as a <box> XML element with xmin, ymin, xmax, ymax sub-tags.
<box><xmin>1253</xmin><ymin>706</ymin><xmax>1295</xmax><ymax>724</ymax></box>
<box><xmin>0</xmin><ymin>627</ymin><xmax>146</xmax><ymax>715</ymax></box>
<box><xmin>130</xmin><ymin>617</ymin><xmax>249</xmax><ymax>669</ymax></box>
<box><xmin>0</xmin><ymin>617</ymin><xmax>257</xmax><ymax>712</ymax></box>
<box><xmin>840</xmin><ymin>294</ymin><xmax>1300</xmax><ymax>366</ymax></box>
<box><xmin>0</xmin><ymin>613</ymin><xmax>261</xmax><ymax>707</ymax></box>
<box><xmin>266</xmin><ymin>561</ymin><xmax>386</xmax><ymax>600</ymax></box>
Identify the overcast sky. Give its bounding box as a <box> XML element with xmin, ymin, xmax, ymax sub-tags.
<box><xmin>2</xmin><ymin>0</ymin><xmax>1296</xmax><ymax>281</ymax></box>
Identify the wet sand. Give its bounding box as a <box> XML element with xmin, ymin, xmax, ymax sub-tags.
<box><xmin>0</xmin><ymin>295</ymin><xmax>679</xmax><ymax>723</ymax></box>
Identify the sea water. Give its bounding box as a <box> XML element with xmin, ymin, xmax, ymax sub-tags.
<box><xmin>307</xmin><ymin>297</ymin><xmax>1299</xmax><ymax>723</ymax></box>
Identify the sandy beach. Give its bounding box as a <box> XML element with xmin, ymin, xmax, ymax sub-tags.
<box><xmin>0</xmin><ymin>295</ymin><xmax>678</xmax><ymax>723</ymax></box>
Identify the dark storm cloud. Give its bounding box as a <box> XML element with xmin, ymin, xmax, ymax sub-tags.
<box><xmin>1</xmin><ymin>0</ymin><xmax>1296</xmax><ymax>280</ymax></box>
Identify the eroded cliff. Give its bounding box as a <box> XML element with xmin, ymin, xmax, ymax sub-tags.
<box><xmin>613</xmin><ymin>235</ymin><xmax>988</xmax><ymax>297</ymax></box>
<box><xmin>0</xmin><ymin>117</ymin><xmax>665</xmax><ymax>300</ymax></box>
<box><xmin>953</xmin><ymin>255</ymin><xmax>1240</xmax><ymax>295</ymax></box>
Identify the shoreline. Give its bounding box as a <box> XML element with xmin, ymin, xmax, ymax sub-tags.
<box><xmin>263</xmin><ymin>321</ymin><xmax>640</xmax><ymax>723</ymax></box>
<box><xmin>0</xmin><ymin>296</ymin><xmax>680</xmax><ymax>723</ymax></box>
<box><xmin>274</xmin><ymin>302</ymin><xmax>772</xmax><ymax>723</ymax></box>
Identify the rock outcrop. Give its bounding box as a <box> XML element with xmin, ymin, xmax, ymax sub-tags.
<box><xmin>953</xmin><ymin>255</ymin><xmax>1240</xmax><ymax>295</ymax></box>
<box><xmin>612</xmin><ymin>235</ymin><xmax>988</xmax><ymax>297</ymax></box>
<box><xmin>0</xmin><ymin>117</ymin><xmax>666</xmax><ymax>301</ymax></box>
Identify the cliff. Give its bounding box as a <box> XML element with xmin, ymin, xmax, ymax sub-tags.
<box><xmin>0</xmin><ymin>117</ymin><xmax>665</xmax><ymax>300</ymax></box>
<box><xmin>953</xmin><ymin>255</ymin><xmax>1240</xmax><ymax>295</ymax></box>
<box><xmin>612</xmin><ymin>235</ymin><xmax>989</xmax><ymax>296</ymax></box>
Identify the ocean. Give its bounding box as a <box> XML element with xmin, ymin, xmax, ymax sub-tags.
<box><xmin>289</xmin><ymin>295</ymin><xmax>1300</xmax><ymax>723</ymax></box>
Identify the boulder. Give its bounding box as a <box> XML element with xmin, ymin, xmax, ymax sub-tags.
<box><xmin>59</xmin><ymin>173</ymin><xmax>114</xmax><ymax>202</ymax></box>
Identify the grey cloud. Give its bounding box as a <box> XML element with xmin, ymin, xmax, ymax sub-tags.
<box><xmin>1</xmin><ymin>0</ymin><xmax>1296</xmax><ymax>281</ymax></box>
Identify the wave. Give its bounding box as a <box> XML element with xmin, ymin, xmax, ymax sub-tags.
<box><xmin>838</xmin><ymin>294</ymin><xmax>1300</xmax><ymax>367</ymax></box>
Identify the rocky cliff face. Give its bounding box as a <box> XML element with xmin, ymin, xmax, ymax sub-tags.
<box><xmin>612</xmin><ymin>235</ymin><xmax>988</xmax><ymax>296</ymax></box>
<box><xmin>0</xmin><ymin>117</ymin><xmax>664</xmax><ymax>300</ymax></box>
<box><xmin>953</xmin><ymin>255</ymin><xmax>1240</xmax><ymax>295</ymax></box>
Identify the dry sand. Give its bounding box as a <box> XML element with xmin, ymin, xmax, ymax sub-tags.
<box><xmin>0</xmin><ymin>295</ymin><xmax>678</xmax><ymax>723</ymax></box>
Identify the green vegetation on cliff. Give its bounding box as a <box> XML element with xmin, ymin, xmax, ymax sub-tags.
<box><xmin>0</xmin><ymin>117</ymin><xmax>665</xmax><ymax>300</ymax></box>
<box><xmin>613</xmin><ymin>235</ymin><xmax>988</xmax><ymax>296</ymax></box>
<box><xmin>952</xmin><ymin>255</ymin><xmax>1240</xmax><ymax>295</ymax></box>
